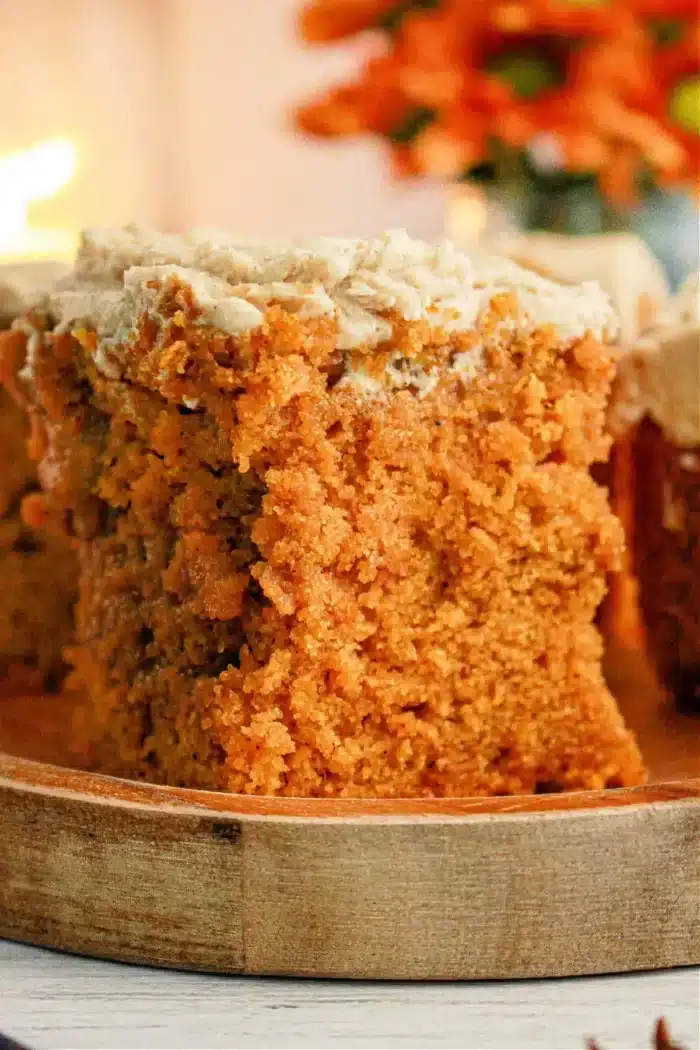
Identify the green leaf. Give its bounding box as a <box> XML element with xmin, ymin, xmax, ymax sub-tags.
<box><xmin>459</xmin><ymin>162</ymin><xmax>497</xmax><ymax>185</ymax></box>
<box><xmin>387</xmin><ymin>106</ymin><xmax>436</xmax><ymax>144</ymax></box>
<box><xmin>487</xmin><ymin>51</ymin><xmax>562</xmax><ymax>101</ymax></box>
<box><xmin>648</xmin><ymin>18</ymin><xmax>686</xmax><ymax>47</ymax></box>
<box><xmin>376</xmin><ymin>0</ymin><xmax>440</xmax><ymax>34</ymax></box>
<box><xmin>669</xmin><ymin>75</ymin><xmax>700</xmax><ymax>135</ymax></box>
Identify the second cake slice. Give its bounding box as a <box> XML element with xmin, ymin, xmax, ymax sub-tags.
<box><xmin>7</xmin><ymin>226</ymin><xmax>645</xmax><ymax>796</ymax></box>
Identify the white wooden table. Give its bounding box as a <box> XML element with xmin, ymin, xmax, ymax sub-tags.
<box><xmin>1</xmin><ymin>942</ymin><xmax>698</xmax><ymax>1050</ymax></box>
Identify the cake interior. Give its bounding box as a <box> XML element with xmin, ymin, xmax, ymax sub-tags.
<box><xmin>0</xmin><ymin>384</ymin><xmax>76</xmax><ymax>690</ymax></box>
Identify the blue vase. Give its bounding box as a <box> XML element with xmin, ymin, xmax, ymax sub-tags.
<box><xmin>629</xmin><ymin>190</ymin><xmax>699</xmax><ymax>292</ymax></box>
<box><xmin>484</xmin><ymin>178</ymin><xmax>699</xmax><ymax>291</ymax></box>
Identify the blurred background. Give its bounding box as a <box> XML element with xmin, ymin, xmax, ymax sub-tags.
<box><xmin>0</xmin><ymin>0</ymin><xmax>445</xmax><ymax>256</ymax></box>
<box><xmin>0</xmin><ymin>0</ymin><xmax>697</xmax><ymax>289</ymax></box>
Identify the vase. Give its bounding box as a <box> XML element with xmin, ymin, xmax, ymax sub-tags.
<box><xmin>448</xmin><ymin>180</ymin><xmax>698</xmax><ymax>292</ymax></box>
<box><xmin>628</xmin><ymin>189</ymin><xmax>699</xmax><ymax>292</ymax></box>
<box><xmin>446</xmin><ymin>177</ymin><xmax>698</xmax><ymax>345</ymax></box>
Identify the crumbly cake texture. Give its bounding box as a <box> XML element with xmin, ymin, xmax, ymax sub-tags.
<box><xmin>612</xmin><ymin>275</ymin><xmax>700</xmax><ymax>710</ymax></box>
<box><xmin>0</xmin><ymin>264</ymin><xmax>75</xmax><ymax>691</ymax></box>
<box><xmin>11</xmin><ymin>225</ymin><xmax>645</xmax><ymax>795</ymax></box>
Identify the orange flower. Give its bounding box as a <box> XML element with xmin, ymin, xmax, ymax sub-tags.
<box><xmin>558</xmin><ymin>128</ymin><xmax>611</xmax><ymax>171</ymax></box>
<box><xmin>627</xmin><ymin>0</ymin><xmax>699</xmax><ymax>16</ymax></box>
<box><xmin>561</xmin><ymin>18</ymin><xmax>698</xmax><ymax>195</ymax></box>
<box><xmin>389</xmin><ymin>8</ymin><xmax>465</xmax><ymax>107</ymax></box>
<box><xmin>586</xmin><ymin>90</ymin><xmax>685</xmax><ymax>172</ymax></box>
<box><xmin>294</xmin><ymin>0</ymin><xmax>700</xmax><ymax>201</ymax></box>
<box><xmin>298</xmin><ymin>0</ymin><xmax>396</xmax><ymax>43</ymax></box>
<box><xmin>649</xmin><ymin>22</ymin><xmax>700</xmax><ymax>184</ymax></box>
<box><xmin>485</xmin><ymin>0</ymin><xmax>628</xmax><ymax>36</ymax></box>
<box><xmin>295</xmin><ymin>53</ymin><xmax>414</xmax><ymax>139</ymax></box>
<box><xmin>407</xmin><ymin>98</ymin><xmax>536</xmax><ymax>178</ymax></box>
<box><xmin>388</xmin><ymin>142</ymin><xmax>424</xmax><ymax>178</ymax></box>
<box><xmin>296</xmin><ymin>7</ymin><xmax>540</xmax><ymax>176</ymax></box>
<box><xmin>528</xmin><ymin>96</ymin><xmax>613</xmax><ymax>172</ymax></box>
<box><xmin>295</xmin><ymin>85</ymin><xmax>370</xmax><ymax>137</ymax></box>
<box><xmin>571</xmin><ymin>21</ymin><xmax>657</xmax><ymax>110</ymax></box>
<box><xmin>513</xmin><ymin>14</ymin><xmax>697</xmax><ymax>196</ymax></box>
<box><xmin>599</xmin><ymin>144</ymin><xmax>644</xmax><ymax>207</ymax></box>
<box><xmin>447</xmin><ymin>9</ymin><xmax>606</xmax><ymax>108</ymax></box>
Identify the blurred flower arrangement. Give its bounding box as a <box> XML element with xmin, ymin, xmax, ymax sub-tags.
<box><xmin>294</xmin><ymin>0</ymin><xmax>700</xmax><ymax>237</ymax></box>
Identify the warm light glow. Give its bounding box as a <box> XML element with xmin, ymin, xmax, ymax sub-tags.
<box><xmin>446</xmin><ymin>185</ymin><xmax>489</xmax><ymax>246</ymax></box>
<box><xmin>0</xmin><ymin>138</ymin><xmax>79</xmax><ymax>262</ymax></box>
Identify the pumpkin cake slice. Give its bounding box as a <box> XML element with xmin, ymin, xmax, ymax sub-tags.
<box><xmin>612</xmin><ymin>273</ymin><xmax>700</xmax><ymax>711</ymax></box>
<box><xmin>0</xmin><ymin>263</ymin><xmax>76</xmax><ymax>692</ymax></box>
<box><xmin>7</xmin><ymin>225</ymin><xmax>645</xmax><ymax>795</ymax></box>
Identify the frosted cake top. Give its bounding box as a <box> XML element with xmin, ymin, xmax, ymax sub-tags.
<box><xmin>0</xmin><ymin>261</ymin><xmax>69</xmax><ymax>325</ymax></box>
<box><xmin>46</xmin><ymin>225</ymin><xmax>618</xmax><ymax>356</ymax></box>
<box><xmin>614</xmin><ymin>272</ymin><xmax>699</xmax><ymax>447</ymax></box>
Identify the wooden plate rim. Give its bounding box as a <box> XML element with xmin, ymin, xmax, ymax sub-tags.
<box><xmin>2</xmin><ymin>748</ymin><xmax>699</xmax><ymax>821</ymax></box>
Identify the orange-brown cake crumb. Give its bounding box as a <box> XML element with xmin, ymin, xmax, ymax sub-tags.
<box><xmin>0</xmin><ymin>265</ymin><xmax>76</xmax><ymax>690</ymax></box>
<box><xmin>10</xmin><ymin>226</ymin><xmax>645</xmax><ymax>795</ymax></box>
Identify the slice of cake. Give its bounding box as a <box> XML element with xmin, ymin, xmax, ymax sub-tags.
<box><xmin>612</xmin><ymin>273</ymin><xmax>700</xmax><ymax>711</ymax></box>
<box><xmin>483</xmin><ymin>233</ymin><xmax>672</xmax><ymax>652</ymax></box>
<box><xmin>7</xmin><ymin>225</ymin><xmax>645</xmax><ymax>795</ymax></box>
<box><xmin>0</xmin><ymin>263</ymin><xmax>76</xmax><ymax>692</ymax></box>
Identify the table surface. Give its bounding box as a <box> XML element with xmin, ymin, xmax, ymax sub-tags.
<box><xmin>1</xmin><ymin>942</ymin><xmax>698</xmax><ymax>1050</ymax></box>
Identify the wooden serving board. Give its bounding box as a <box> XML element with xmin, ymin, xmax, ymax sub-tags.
<box><xmin>0</xmin><ymin>649</ymin><xmax>698</xmax><ymax>981</ymax></box>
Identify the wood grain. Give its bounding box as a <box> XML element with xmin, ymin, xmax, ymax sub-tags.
<box><xmin>0</xmin><ymin>649</ymin><xmax>698</xmax><ymax>979</ymax></box>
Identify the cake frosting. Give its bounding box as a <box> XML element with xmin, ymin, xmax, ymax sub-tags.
<box><xmin>485</xmin><ymin>230</ymin><xmax>670</xmax><ymax>344</ymax></box>
<box><xmin>23</xmin><ymin>225</ymin><xmax>618</xmax><ymax>391</ymax></box>
<box><xmin>0</xmin><ymin>262</ymin><xmax>70</xmax><ymax>386</ymax></box>
<box><xmin>0</xmin><ymin>261</ymin><xmax>69</xmax><ymax>326</ymax></box>
<box><xmin>614</xmin><ymin>273</ymin><xmax>700</xmax><ymax>447</ymax></box>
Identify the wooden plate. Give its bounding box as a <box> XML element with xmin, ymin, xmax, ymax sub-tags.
<box><xmin>0</xmin><ymin>649</ymin><xmax>698</xmax><ymax>980</ymax></box>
